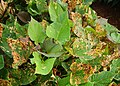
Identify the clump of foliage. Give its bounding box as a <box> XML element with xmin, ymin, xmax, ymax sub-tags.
<box><xmin>0</xmin><ymin>0</ymin><xmax>120</xmax><ymax>86</ymax></box>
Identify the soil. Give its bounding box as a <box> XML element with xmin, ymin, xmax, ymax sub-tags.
<box><xmin>91</xmin><ymin>1</ymin><xmax>120</xmax><ymax>30</ymax></box>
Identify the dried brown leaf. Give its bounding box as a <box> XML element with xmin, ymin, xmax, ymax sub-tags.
<box><xmin>0</xmin><ymin>0</ymin><xmax>8</xmax><ymax>17</ymax></box>
<box><xmin>0</xmin><ymin>79</ymin><xmax>11</xmax><ymax>86</ymax></box>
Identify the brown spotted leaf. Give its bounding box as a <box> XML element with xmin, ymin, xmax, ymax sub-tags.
<box><xmin>70</xmin><ymin>62</ymin><xmax>94</xmax><ymax>85</ymax></box>
<box><xmin>7</xmin><ymin>37</ymin><xmax>34</xmax><ymax>69</ymax></box>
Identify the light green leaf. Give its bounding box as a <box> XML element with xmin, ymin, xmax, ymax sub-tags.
<box><xmin>89</xmin><ymin>71</ymin><xmax>114</xmax><ymax>86</ymax></box>
<box><xmin>46</xmin><ymin>21</ymin><xmax>70</xmax><ymax>44</ymax></box>
<box><xmin>46</xmin><ymin>22</ymin><xmax>59</xmax><ymax>39</ymax></box>
<box><xmin>49</xmin><ymin>1</ymin><xmax>64</xmax><ymax>22</ymax></box>
<box><xmin>32</xmin><ymin>52</ymin><xmax>56</xmax><ymax>75</ymax></box>
<box><xmin>110</xmin><ymin>32</ymin><xmax>120</xmax><ymax>43</ymax></box>
<box><xmin>110</xmin><ymin>58</ymin><xmax>120</xmax><ymax>81</ymax></box>
<box><xmin>85</xmin><ymin>26</ymin><xmax>96</xmax><ymax>34</ymax></box>
<box><xmin>103</xmin><ymin>23</ymin><xmax>119</xmax><ymax>33</ymax></box>
<box><xmin>38</xmin><ymin>51</ymin><xmax>64</xmax><ymax>58</ymax></box>
<box><xmin>0</xmin><ymin>55</ymin><xmax>4</xmax><ymax>70</ymax></box>
<box><xmin>47</xmin><ymin>1</ymin><xmax>71</xmax><ymax>44</ymax></box>
<box><xmin>28</xmin><ymin>17</ymin><xmax>46</xmax><ymax>43</ymax></box>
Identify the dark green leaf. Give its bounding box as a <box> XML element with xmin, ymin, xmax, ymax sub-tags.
<box><xmin>58</xmin><ymin>76</ymin><xmax>70</xmax><ymax>86</ymax></box>
<box><xmin>10</xmin><ymin>68</ymin><xmax>37</xmax><ymax>85</ymax></box>
<box><xmin>42</xmin><ymin>38</ymin><xmax>64</xmax><ymax>57</ymax></box>
<box><xmin>0</xmin><ymin>55</ymin><xmax>4</xmax><ymax>70</ymax></box>
<box><xmin>82</xmin><ymin>0</ymin><xmax>94</xmax><ymax>6</ymax></box>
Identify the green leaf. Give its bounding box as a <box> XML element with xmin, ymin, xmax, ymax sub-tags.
<box><xmin>82</xmin><ymin>0</ymin><xmax>94</xmax><ymax>6</ymax></box>
<box><xmin>114</xmin><ymin>73</ymin><xmax>120</xmax><ymax>81</ymax></box>
<box><xmin>79</xmin><ymin>82</ymin><xmax>94</xmax><ymax>86</ymax></box>
<box><xmin>47</xmin><ymin>1</ymin><xmax>71</xmax><ymax>44</ymax></box>
<box><xmin>32</xmin><ymin>52</ymin><xmax>56</xmax><ymax>75</ymax></box>
<box><xmin>110</xmin><ymin>58</ymin><xmax>120</xmax><ymax>72</ymax></box>
<box><xmin>110</xmin><ymin>32</ymin><xmax>120</xmax><ymax>43</ymax></box>
<box><xmin>46</xmin><ymin>21</ymin><xmax>70</xmax><ymax>45</ymax></box>
<box><xmin>89</xmin><ymin>71</ymin><xmax>114</xmax><ymax>86</ymax></box>
<box><xmin>28</xmin><ymin>17</ymin><xmax>46</xmax><ymax>43</ymax></box>
<box><xmin>36</xmin><ymin>0</ymin><xmax>47</xmax><ymax>13</ymax></box>
<box><xmin>42</xmin><ymin>38</ymin><xmax>64</xmax><ymax>57</ymax></box>
<box><xmin>96</xmin><ymin>19</ymin><xmax>120</xmax><ymax>43</ymax></box>
<box><xmin>15</xmin><ymin>22</ymin><xmax>28</xmax><ymax>37</ymax></box>
<box><xmin>85</xmin><ymin>26</ymin><xmax>96</xmax><ymax>34</ymax></box>
<box><xmin>110</xmin><ymin>58</ymin><xmax>120</xmax><ymax>81</ymax></box>
<box><xmin>0</xmin><ymin>38</ymin><xmax>12</xmax><ymax>58</ymax></box>
<box><xmin>58</xmin><ymin>76</ymin><xmax>70</xmax><ymax>86</ymax></box>
<box><xmin>27</xmin><ymin>0</ymin><xmax>47</xmax><ymax>16</ymax></box>
<box><xmin>49</xmin><ymin>1</ymin><xmax>64</xmax><ymax>22</ymax></box>
<box><xmin>0</xmin><ymin>55</ymin><xmax>4</xmax><ymax>70</ymax></box>
<box><xmin>72</xmin><ymin>38</ymin><xmax>94</xmax><ymax>60</ymax></box>
<box><xmin>10</xmin><ymin>68</ymin><xmax>37</xmax><ymax>85</ymax></box>
<box><xmin>27</xmin><ymin>0</ymin><xmax>39</xmax><ymax>15</ymax></box>
<box><xmin>103</xmin><ymin>23</ymin><xmax>119</xmax><ymax>33</ymax></box>
<box><xmin>0</xmin><ymin>68</ymin><xmax>8</xmax><ymax>79</ymax></box>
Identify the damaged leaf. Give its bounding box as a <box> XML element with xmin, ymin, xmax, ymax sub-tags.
<box><xmin>32</xmin><ymin>52</ymin><xmax>56</xmax><ymax>75</ymax></box>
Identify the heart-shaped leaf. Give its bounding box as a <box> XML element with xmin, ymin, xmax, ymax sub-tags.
<box><xmin>46</xmin><ymin>2</ymin><xmax>71</xmax><ymax>45</ymax></box>
<box><xmin>32</xmin><ymin>52</ymin><xmax>56</xmax><ymax>75</ymax></box>
<box><xmin>28</xmin><ymin>17</ymin><xmax>46</xmax><ymax>43</ymax></box>
<box><xmin>49</xmin><ymin>1</ymin><xmax>64</xmax><ymax>22</ymax></box>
